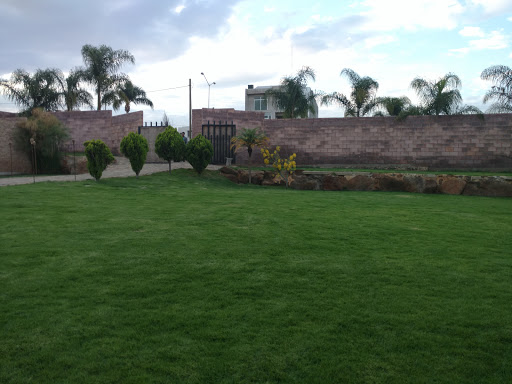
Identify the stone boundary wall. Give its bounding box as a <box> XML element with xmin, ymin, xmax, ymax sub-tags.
<box><xmin>0</xmin><ymin>110</ymin><xmax>142</xmax><ymax>173</ymax></box>
<box><xmin>139</xmin><ymin>126</ymin><xmax>168</xmax><ymax>162</ymax></box>
<box><xmin>0</xmin><ymin>116</ymin><xmax>32</xmax><ymax>173</ymax></box>
<box><xmin>220</xmin><ymin>167</ymin><xmax>512</xmax><ymax>197</ymax></box>
<box><xmin>192</xmin><ymin>108</ymin><xmax>512</xmax><ymax>170</ymax></box>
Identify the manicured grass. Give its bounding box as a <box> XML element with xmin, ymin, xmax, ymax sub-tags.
<box><xmin>1</xmin><ymin>170</ymin><xmax>511</xmax><ymax>383</ymax></box>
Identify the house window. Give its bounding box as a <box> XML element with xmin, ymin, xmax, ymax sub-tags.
<box><xmin>254</xmin><ymin>96</ymin><xmax>267</xmax><ymax>111</ymax></box>
<box><xmin>264</xmin><ymin>113</ymin><xmax>272</xmax><ymax>119</ymax></box>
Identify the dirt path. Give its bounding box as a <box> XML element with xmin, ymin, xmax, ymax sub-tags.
<box><xmin>0</xmin><ymin>157</ymin><xmax>222</xmax><ymax>187</ymax></box>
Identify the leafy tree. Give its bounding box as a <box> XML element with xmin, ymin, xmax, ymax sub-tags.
<box><xmin>84</xmin><ymin>139</ymin><xmax>115</xmax><ymax>181</ymax></box>
<box><xmin>120</xmin><ymin>132</ymin><xmax>149</xmax><ymax>178</ymax></box>
<box><xmin>322</xmin><ymin>68</ymin><xmax>379</xmax><ymax>117</ymax></box>
<box><xmin>265</xmin><ymin>66</ymin><xmax>318</xmax><ymax>118</ymax></box>
<box><xmin>60</xmin><ymin>70</ymin><xmax>93</xmax><ymax>111</ymax></box>
<box><xmin>374</xmin><ymin>96</ymin><xmax>412</xmax><ymax>116</ymax></box>
<box><xmin>0</xmin><ymin>68</ymin><xmax>64</xmax><ymax>115</ymax></box>
<box><xmin>186</xmin><ymin>135</ymin><xmax>214</xmax><ymax>175</ymax></box>
<box><xmin>410</xmin><ymin>73</ymin><xmax>482</xmax><ymax>116</ymax></box>
<box><xmin>155</xmin><ymin>126</ymin><xmax>186</xmax><ymax>174</ymax></box>
<box><xmin>103</xmin><ymin>80</ymin><xmax>153</xmax><ymax>113</ymax></box>
<box><xmin>481</xmin><ymin>65</ymin><xmax>512</xmax><ymax>113</ymax></box>
<box><xmin>230</xmin><ymin>127</ymin><xmax>269</xmax><ymax>184</ymax></box>
<box><xmin>79</xmin><ymin>44</ymin><xmax>135</xmax><ymax>110</ymax></box>
<box><xmin>14</xmin><ymin>108</ymin><xmax>69</xmax><ymax>173</ymax></box>
<box><xmin>162</xmin><ymin>111</ymin><xmax>170</xmax><ymax>126</ymax></box>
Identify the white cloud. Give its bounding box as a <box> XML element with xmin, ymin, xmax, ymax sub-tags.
<box><xmin>364</xmin><ymin>35</ymin><xmax>396</xmax><ymax>48</ymax></box>
<box><xmin>468</xmin><ymin>30</ymin><xmax>508</xmax><ymax>49</ymax></box>
<box><xmin>459</xmin><ymin>26</ymin><xmax>484</xmax><ymax>37</ymax></box>
<box><xmin>360</xmin><ymin>0</ymin><xmax>465</xmax><ymax>31</ymax></box>
<box><xmin>451</xmin><ymin>28</ymin><xmax>509</xmax><ymax>55</ymax></box>
<box><xmin>263</xmin><ymin>6</ymin><xmax>275</xmax><ymax>13</ymax></box>
<box><xmin>470</xmin><ymin>0</ymin><xmax>512</xmax><ymax>15</ymax></box>
<box><xmin>174</xmin><ymin>5</ymin><xmax>185</xmax><ymax>14</ymax></box>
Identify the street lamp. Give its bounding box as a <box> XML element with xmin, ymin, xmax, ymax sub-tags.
<box><xmin>201</xmin><ymin>72</ymin><xmax>216</xmax><ymax>108</ymax></box>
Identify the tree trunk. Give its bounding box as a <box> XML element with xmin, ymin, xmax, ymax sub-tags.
<box><xmin>97</xmin><ymin>86</ymin><xmax>101</xmax><ymax>110</ymax></box>
<box><xmin>248</xmin><ymin>150</ymin><xmax>252</xmax><ymax>184</ymax></box>
<box><xmin>168</xmin><ymin>160</ymin><xmax>172</xmax><ymax>174</ymax></box>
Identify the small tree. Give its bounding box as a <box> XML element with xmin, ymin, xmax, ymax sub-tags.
<box><xmin>186</xmin><ymin>134</ymin><xmax>213</xmax><ymax>175</ymax></box>
<box><xmin>84</xmin><ymin>139</ymin><xmax>115</xmax><ymax>181</ymax></box>
<box><xmin>14</xmin><ymin>108</ymin><xmax>69</xmax><ymax>174</ymax></box>
<box><xmin>120</xmin><ymin>132</ymin><xmax>149</xmax><ymax>178</ymax></box>
<box><xmin>230</xmin><ymin>127</ymin><xmax>269</xmax><ymax>184</ymax></box>
<box><xmin>155</xmin><ymin>126</ymin><xmax>186</xmax><ymax>174</ymax></box>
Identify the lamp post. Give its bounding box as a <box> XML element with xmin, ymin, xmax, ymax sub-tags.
<box><xmin>201</xmin><ymin>72</ymin><xmax>216</xmax><ymax>108</ymax></box>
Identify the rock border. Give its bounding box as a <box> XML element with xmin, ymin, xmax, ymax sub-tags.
<box><xmin>220</xmin><ymin>167</ymin><xmax>512</xmax><ymax>197</ymax></box>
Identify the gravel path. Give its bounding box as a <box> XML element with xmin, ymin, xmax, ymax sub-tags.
<box><xmin>0</xmin><ymin>157</ymin><xmax>222</xmax><ymax>187</ymax></box>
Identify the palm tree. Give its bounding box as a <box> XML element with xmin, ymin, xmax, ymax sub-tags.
<box><xmin>79</xmin><ymin>44</ymin><xmax>135</xmax><ymax>110</ymax></box>
<box><xmin>374</xmin><ymin>96</ymin><xmax>412</xmax><ymax>116</ymax></box>
<box><xmin>481</xmin><ymin>65</ymin><xmax>512</xmax><ymax>113</ymax></box>
<box><xmin>410</xmin><ymin>73</ymin><xmax>482</xmax><ymax>116</ymax></box>
<box><xmin>59</xmin><ymin>70</ymin><xmax>94</xmax><ymax>111</ymax></box>
<box><xmin>103</xmin><ymin>80</ymin><xmax>153</xmax><ymax>113</ymax></box>
<box><xmin>265</xmin><ymin>66</ymin><xmax>317</xmax><ymax>118</ymax></box>
<box><xmin>230</xmin><ymin>127</ymin><xmax>269</xmax><ymax>184</ymax></box>
<box><xmin>0</xmin><ymin>68</ymin><xmax>63</xmax><ymax>115</ymax></box>
<box><xmin>322</xmin><ymin>68</ymin><xmax>379</xmax><ymax>117</ymax></box>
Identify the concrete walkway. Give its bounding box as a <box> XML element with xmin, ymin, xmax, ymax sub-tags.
<box><xmin>0</xmin><ymin>157</ymin><xmax>222</xmax><ymax>187</ymax></box>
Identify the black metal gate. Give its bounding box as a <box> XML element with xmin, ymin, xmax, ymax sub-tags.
<box><xmin>202</xmin><ymin>120</ymin><xmax>236</xmax><ymax>165</ymax></box>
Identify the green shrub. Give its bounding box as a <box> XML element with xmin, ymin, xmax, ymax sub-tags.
<box><xmin>186</xmin><ymin>134</ymin><xmax>213</xmax><ymax>175</ymax></box>
<box><xmin>155</xmin><ymin>126</ymin><xmax>186</xmax><ymax>174</ymax></box>
<box><xmin>14</xmin><ymin>108</ymin><xmax>69</xmax><ymax>174</ymax></box>
<box><xmin>120</xmin><ymin>132</ymin><xmax>149</xmax><ymax>178</ymax></box>
<box><xmin>84</xmin><ymin>139</ymin><xmax>115</xmax><ymax>181</ymax></box>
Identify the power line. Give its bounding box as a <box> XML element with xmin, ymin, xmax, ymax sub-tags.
<box><xmin>146</xmin><ymin>85</ymin><xmax>190</xmax><ymax>93</ymax></box>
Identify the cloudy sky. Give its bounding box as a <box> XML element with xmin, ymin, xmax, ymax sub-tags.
<box><xmin>1</xmin><ymin>0</ymin><xmax>511</xmax><ymax>126</ymax></box>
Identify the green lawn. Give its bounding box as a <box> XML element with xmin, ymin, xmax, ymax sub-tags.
<box><xmin>1</xmin><ymin>170</ymin><xmax>511</xmax><ymax>384</ymax></box>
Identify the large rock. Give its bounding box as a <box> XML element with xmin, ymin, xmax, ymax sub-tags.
<box><xmin>374</xmin><ymin>174</ymin><xmax>408</xmax><ymax>192</ymax></box>
<box><xmin>322</xmin><ymin>175</ymin><xmax>348</xmax><ymax>191</ymax></box>
<box><xmin>403</xmin><ymin>174</ymin><xmax>438</xmax><ymax>193</ymax></box>
<box><xmin>290</xmin><ymin>175</ymin><xmax>320</xmax><ymax>190</ymax></box>
<box><xmin>438</xmin><ymin>176</ymin><xmax>467</xmax><ymax>195</ymax></box>
<box><xmin>463</xmin><ymin>176</ymin><xmax>512</xmax><ymax>197</ymax></box>
<box><xmin>346</xmin><ymin>174</ymin><xmax>375</xmax><ymax>191</ymax></box>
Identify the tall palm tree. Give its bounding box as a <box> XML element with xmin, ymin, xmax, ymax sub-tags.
<box><xmin>103</xmin><ymin>80</ymin><xmax>153</xmax><ymax>113</ymax></box>
<box><xmin>80</xmin><ymin>44</ymin><xmax>135</xmax><ymax>110</ymax></box>
<box><xmin>0</xmin><ymin>68</ymin><xmax>63</xmax><ymax>115</ymax></box>
<box><xmin>481</xmin><ymin>65</ymin><xmax>512</xmax><ymax>113</ymax></box>
<box><xmin>410</xmin><ymin>73</ymin><xmax>482</xmax><ymax>116</ymax></box>
<box><xmin>322</xmin><ymin>68</ymin><xmax>379</xmax><ymax>117</ymax></box>
<box><xmin>265</xmin><ymin>66</ymin><xmax>317</xmax><ymax>119</ymax></box>
<box><xmin>59</xmin><ymin>70</ymin><xmax>94</xmax><ymax>111</ymax></box>
<box><xmin>374</xmin><ymin>96</ymin><xmax>412</xmax><ymax>116</ymax></box>
<box><xmin>230</xmin><ymin>127</ymin><xmax>269</xmax><ymax>184</ymax></box>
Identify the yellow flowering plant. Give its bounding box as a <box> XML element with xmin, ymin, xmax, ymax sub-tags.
<box><xmin>261</xmin><ymin>146</ymin><xmax>297</xmax><ymax>187</ymax></box>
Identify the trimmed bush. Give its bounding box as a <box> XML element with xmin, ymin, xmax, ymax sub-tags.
<box><xmin>84</xmin><ymin>139</ymin><xmax>115</xmax><ymax>181</ymax></box>
<box><xmin>186</xmin><ymin>134</ymin><xmax>213</xmax><ymax>175</ymax></box>
<box><xmin>155</xmin><ymin>126</ymin><xmax>186</xmax><ymax>174</ymax></box>
<box><xmin>120</xmin><ymin>132</ymin><xmax>149</xmax><ymax>178</ymax></box>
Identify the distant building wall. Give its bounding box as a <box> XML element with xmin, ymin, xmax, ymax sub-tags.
<box><xmin>192</xmin><ymin>108</ymin><xmax>512</xmax><ymax>170</ymax></box>
<box><xmin>0</xmin><ymin>110</ymin><xmax>142</xmax><ymax>173</ymax></box>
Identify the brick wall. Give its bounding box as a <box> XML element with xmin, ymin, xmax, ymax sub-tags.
<box><xmin>0</xmin><ymin>110</ymin><xmax>142</xmax><ymax>173</ymax></box>
<box><xmin>55</xmin><ymin>110</ymin><xmax>142</xmax><ymax>155</ymax></box>
<box><xmin>0</xmin><ymin>116</ymin><xmax>32</xmax><ymax>173</ymax></box>
<box><xmin>193</xmin><ymin>109</ymin><xmax>512</xmax><ymax>170</ymax></box>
